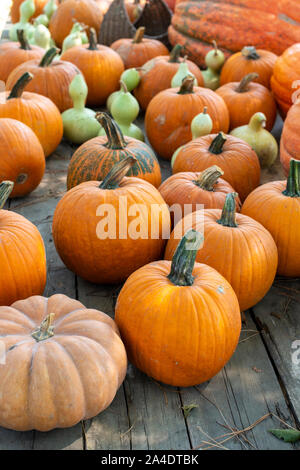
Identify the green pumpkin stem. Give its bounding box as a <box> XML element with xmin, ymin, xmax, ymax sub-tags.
<box><xmin>283</xmin><ymin>159</ymin><xmax>300</xmax><ymax>197</ymax></box>
<box><xmin>39</xmin><ymin>47</ymin><xmax>58</xmax><ymax>67</ymax></box>
<box><xmin>0</xmin><ymin>181</ymin><xmax>14</xmax><ymax>209</ymax></box>
<box><xmin>217</xmin><ymin>193</ymin><xmax>238</xmax><ymax>228</ymax></box>
<box><xmin>99</xmin><ymin>155</ymin><xmax>136</xmax><ymax>190</ymax></box>
<box><xmin>169</xmin><ymin>44</ymin><xmax>183</xmax><ymax>63</ymax></box>
<box><xmin>168</xmin><ymin>229</ymin><xmax>202</xmax><ymax>286</ymax></box>
<box><xmin>7</xmin><ymin>72</ymin><xmax>33</xmax><ymax>99</ymax></box>
<box><xmin>241</xmin><ymin>46</ymin><xmax>260</xmax><ymax>61</ymax></box>
<box><xmin>88</xmin><ymin>28</ymin><xmax>98</xmax><ymax>50</ymax></box>
<box><xmin>178</xmin><ymin>75</ymin><xmax>194</xmax><ymax>94</ymax></box>
<box><xmin>236</xmin><ymin>72</ymin><xmax>259</xmax><ymax>93</ymax></box>
<box><xmin>32</xmin><ymin>313</ymin><xmax>55</xmax><ymax>342</ymax></box>
<box><xmin>96</xmin><ymin>112</ymin><xmax>127</xmax><ymax>149</ymax></box>
<box><xmin>195</xmin><ymin>165</ymin><xmax>224</xmax><ymax>190</ymax></box>
<box><xmin>132</xmin><ymin>27</ymin><xmax>145</xmax><ymax>43</ymax></box>
<box><xmin>17</xmin><ymin>29</ymin><xmax>31</xmax><ymax>50</ymax></box>
<box><xmin>209</xmin><ymin>132</ymin><xmax>227</xmax><ymax>154</ymax></box>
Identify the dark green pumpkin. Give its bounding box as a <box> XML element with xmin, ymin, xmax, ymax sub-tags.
<box><xmin>67</xmin><ymin>112</ymin><xmax>161</xmax><ymax>189</ymax></box>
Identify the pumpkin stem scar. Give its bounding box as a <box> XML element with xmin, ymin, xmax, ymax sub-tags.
<box><xmin>99</xmin><ymin>155</ymin><xmax>136</xmax><ymax>189</ymax></box>
<box><xmin>39</xmin><ymin>47</ymin><xmax>59</xmax><ymax>67</ymax></box>
<box><xmin>132</xmin><ymin>27</ymin><xmax>145</xmax><ymax>44</ymax></box>
<box><xmin>208</xmin><ymin>132</ymin><xmax>227</xmax><ymax>154</ymax></box>
<box><xmin>178</xmin><ymin>75</ymin><xmax>195</xmax><ymax>94</ymax></box>
<box><xmin>283</xmin><ymin>159</ymin><xmax>300</xmax><ymax>197</ymax></box>
<box><xmin>194</xmin><ymin>165</ymin><xmax>224</xmax><ymax>190</ymax></box>
<box><xmin>236</xmin><ymin>72</ymin><xmax>259</xmax><ymax>93</ymax></box>
<box><xmin>88</xmin><ymin>28</ymin><xmax>98</xmax><ymax>50</ymax></box>
<box><xmin>96</xmin><ymin>112</ymin><xmax>127</xmax><ymax>150</ymax></box>
<box><xmin>217</xmin><ymin>192</ymin><xmax>239</xmax><ymax>228</ymax></box>
<box><xmin>7</xmin><ymin>72</ymin><xmax>33</xmax><ymax>100</ymax></box>
<box><xmin>17</xmin><ymin>29</ymin><xmax>31</xmax><ymax>51</ymax></box>
<box><xmin>0</xmin><ymin>181</ymin><xmax>14</xmax><ymax>209</ymax></box>
<box><xmin>32</xmin><ymin>313</ymin><xmax>55</xmax><ymax>342</ymax></box>
<box><xmin>169</xmin><ymin>44</ymin><xmax>183</xmax><ymax>63</ymax></box>
<box><xmin>168</xmin><ymin>229</ymin><xmax>203</xmax><ymax>286</ymax></box>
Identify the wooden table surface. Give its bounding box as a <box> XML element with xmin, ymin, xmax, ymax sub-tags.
<box><xmin>0</xmin><ymin>21</ymin><xmax>300</xmax><ymax>451</ymax></box>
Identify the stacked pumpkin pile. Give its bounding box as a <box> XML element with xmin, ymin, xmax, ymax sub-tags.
<box><xmin>0</xmin><ymin>0</ymin><xmax>300</xmax><ymax>433</ymax></box>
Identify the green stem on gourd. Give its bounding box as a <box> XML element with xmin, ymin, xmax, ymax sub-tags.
<box><xmin>169</xmin><ymin>44</ymin><xmax>183</xmax><ymax>63</ymax></box>
<box><xmin>88</xmin><ymin>28</ymin><xmax>98</xmax><ymax>50</ymax></box>
<box><xmin>96</xmin><ymin>112</ymin><xmax>127</xmax><ymax>149</ymax></box>
<box><xmin>194</xmin><ymin>165</ymin><xmax>224</xmax><ymax>190</ymax></box>
<box><xmin>39</xmin><ymin>47</ymin><xmax>58</xmax><ymax>67</ymax></box>
<box><xmin>178</xmin><ymin>75</ymin><xmax>194</xmax><ymax>94</ymax></box>
<box><xmin>248</xmin><ymin>112</ymin><xmax>266</xmax><ymax>131</ymax></box>
<box><xmin>120</xmin><ymin>80</ymin><xmax>128</xmax><ymax>94</ymax></box>
<box><xmin>0</xmin><ymin>181</ymin><xmax>14</xmax><ymax>209</ymax></box>
<box><xmin>17</xmin><ymin>29</ymin><xmax>31</xmax><ymax>50</ymax></box>
<box><xmin>99</xmin><ymin>155</ymin><xmax>136</xmax><ymax>190</ymax></box>
<box><xmin>132</xmin><ymin>27</ymin><xmax>145</xmax><ymax>43</ymax></box>
<box><xmin>168</xmin><ymin>229</ymin><xmax>202</xmax><ymax>286</ymax></box>
<box><xmin>283</xmin><ymin>159</ymin><xmax>300</xmax><ymax>198</ymax></box>
<box><xmin>241</xmin><ymin>46</ymin><xmax>260</xmax><ymax>61</ymax></box>
<box><xmin>7</xmin><ymin>72</ymin><xmax>33</xmax><ymax>99</ymax></box>
<box><xmin>31</xmin><ymin>313</ymin><xmax>55</xmax><ymax>342</ymax></box>
<box><xmin>236</xmin><ymin>73</ymin><xmax>259</xmax><ymax>93</ymax></box>
<box><xmin>209</xmin><ymin>132</ymin><xmax>227</xmax><ymax>154</ymax></box>
<box><xmin>217</xmin><ymin>193</ymin><xmax>238</xmax><ymax>228</ymax></box>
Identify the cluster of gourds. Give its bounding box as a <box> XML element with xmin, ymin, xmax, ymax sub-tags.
<box><xmin>0</xmin><ymin>0</ymin><xmax>300</xmax><ymax>433</ymax></box>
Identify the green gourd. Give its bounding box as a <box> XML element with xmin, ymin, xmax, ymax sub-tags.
<box><xmin>70</xmin><ymin>23</ymin><xmax>88</xmax><ymax>44</ymax></box>
<box><xmin>62</xmin><ymin>73</ymin><xmax>102</xmax><ymax>145</ymax></box>
<box><xmin>44</xmin><ymin>0</ymin><xmax>57</xmax><ymax>21</ymax></box>
<box><xmin>106</xmin><ymin>68</ymin><xmax>141</xmax><ymax>112</ymax></box>
<box><xmin>171</xmin><ymin>57</ymin><xmax>198</xmax><ymax>88</ymax></box>
<box><xmin>171</xmin><ymin>107</ymin><xmax>213</xmax><ymax>168</ymax></box>
<box><xmin>62</xmin><ymin>31</ymin><xmax>82</xmax><ymax>54</ymax></box>
<box><xmin>202</xmin><ymin>41</ymin><xmax>225</xmax><ymax>90</ymax></box>
<box><xmin>10</xmin><ymin>0</ymin><xmax>36</xmax><ymax>42</ymax></box>
<box><xmin>230</xmin><ymin>112</ymin><xmax>278</xmax><ymax>168</ymax></box>
<box><xmin>34</xmin><ymin>14</ymin><xmax>49</xmax><ymax>27</ymax></box>
<box><xmin>33</xmin><ymin>23</ymin><xmax>54</xmax><ymax>49</ymax></box>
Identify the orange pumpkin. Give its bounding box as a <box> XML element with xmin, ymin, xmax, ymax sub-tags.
<box><xmin>145</xmin><ymin>76</ymin><xmax>230</xmax><ymax>160</ymax></box>
<box><xmin>53</xmin><ymin>156</ymin><xmax>171</xmax><ymax>284</ymax></box>
<box><xmin>67</xmin><ymin>112</ymin><xmax>161</xmax><ymax>189</ymax></box>
<box><xmin>6</xmin><ymin>48</ymin><xmax>80</xmax><ymax>112</ymax></box>
<box><xmin>111</xmin><ymin>27</ymin><xmax>169</xmax><ymax>69</ymax></box>
<box><xmin>60</xmin><ymin>29</ymin><xmax>124</xmax><ymax>106</ymax></box>
<box><xmin>165</xmin><ymin>194</ymin><xmax>278</xmax><ymax>312</ymax></box>
<box><xmin>271</xmin><ymin>43</ymin><xmax>300</xmax><ymax>118</ymax></box>
<box><xmin>1</xmin><ymin>72</ymin><xmax>63</xmax><ymax>157</ymax></box>
<box><xmin>158</xmin><ymin>165</ymin><xmax>241</xmax><ymax>225</ymax></box>
<box><xmin>0</xmin><ymin>180</ymin><xmax>47</xmax><ymax>306</ymax></box>
<box><xmin>242</xmin><ymin>159</ymin><xmax>300</xmax><ymax>277</ymax></box>
<box><xmin>49</xmin><ymin>0</ymin><xmax>103</xmax><ymax>48</ymax></box>
<box><xmin>216</xmin><ymin>73</ymin><xmax>277</xmax><ymax>131</ymax></box>
<box><xmin>115</xmin><ymin>229</ymin><xmax>241</xmax><ymax>387</ymax></box>
<box><xmin>220</xmin><ymin>46</ymin><xmax>277</xmax><ymax>89</ymax></box>
<box><xmin>11</xmin><ymin>0</ymin><xmax>53</xmax><ymax>23</ymax></box>
<box><xmin>172</xmin><ymin>132</ymin><xmax>260</xmax><ymax>202</ymax></box>
<box><xmin>125</xmin><ymin>0</ymin><xmax>145</xmax><ymax>22</ymax></box>
<box><xmin>0</xmin><ymin>30</ymin><xmax>44</xmax><ymax>84</ymax></box>
<box><xmin>280</xmin><ymin>100</ymin><xmax>300</xmax><ymax>176</ymax></box>
<box><xmin>134</xmin><ymin>44</ymin><xmax>204</xmax><ymax>110</ymax></box>
<box><xmin>0</xmin><ymin>293</ymin><xmax>127</xmax><ymax>431</ymax></box>
<box><xmin>0</xmin><ymin>119</ymin><xmax>45</xmax><ymax>198</ymax></box>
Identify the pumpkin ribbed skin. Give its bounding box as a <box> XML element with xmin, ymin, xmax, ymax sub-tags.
<box><xmin>158</xmin><ymin>170</ymin><xmax>241</xmax><ymax>221</ymax></box>
<box><xmin>67</xmin><ymin>136</ymin><xmax>161</xmax><ymax>189</ymax></box>
<box><xmin>0</xmin><ymin>42</ymin><xmax>44</xmax><ymax>83</ymax></box>
<box><xmin>280</xmin><ymin>101</ymin><xmax>300</xmax><ymax>176</ymax></box>
<box><xmin>0</xmin><ymin>208</ymin><xmax>46</xmax><ymax>306</ymax></box>
<box><xmin>111</xmin><ymin>32</ymin><xmax>169</xmax><ymax>69</ymax></box>
<box><xmin>6</xmin><ymin>55</ymin><xmax>80</xmax><ymax>113</ymax></box>
<box><xmin>172</xmin><ymin>133</ymin><xmax>260</xmax><ymax>202</ymax></box>
<box><xmin>271</xmin><ymin>43</ymin><xmax>300</xmax><ymax>118</ymax></box>
<box><xmin>216</xmin><ymin>77</ymin><xmax>277</xmax><ymax>131</ymax></box>
<box><xmin>220</xmin><ymin>48</ymin><xmax>277</xmax><ymax>89</ymax></box>
<box><xmin>145</xmin><ymin>83</ymin><xmax>229</xmax><ymax>160</ymax></box>
<box><xmin>0</xmin><ymin>294</ymin><xmax>127</xmax><ymax>431</ymax></box>
<box><xmin>242</xmin><ymin>166</ymin><xmax>300</xmax><ymax>277</ymax></box>
<box><xmin>0</xmin><ymin>119</ymin><xmax>45</xmax><ymax>197</ymax></box>
<box><xmin>169</xmin><ymin>0</ymin><xmax>300</xmax><ymax>67</ymax></box>
<box><xmin>0</xmin><ymin>89</ymin><xmax>63</xmax><ymax>158</ymax></box>
<box><xmin>134</xmin><ymin>51</ymin><xmax>204</xmax><ymax>110</ymax></box>
<box><xmin>11</xmin><ymin>0</ymin><xmax>52</xmax><ymax>23</ymax></box>
<box><xmin>115</xmin><ymin>260</ymin><xmax>241</xmax><ymax>387</ymax></box>
<box><xmin>49</xmin><ymin>0</ymin><xmax>103</xmax><ymax>48</ymax></box>
<box><xmin>61</xmin><ymin>41</ymin><xmax>124</xmax><ymax>107</ymax></box>
<box><xmin>53</xmin><ymin>178</ymin><xmax>170</xmax><ymax>284</ymax></box>
<box><xmin>164</xmin><ymin>207</ymin><xmax>278</xmax><ymax>312</ymax></box>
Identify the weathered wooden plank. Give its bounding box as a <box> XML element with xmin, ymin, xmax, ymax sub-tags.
<box><xmin>181</xmin><ymin>317</ymin><xmax>299</xmax><ymax>450</ymax></box>
<box><xmin>252</xmin><ymin>280</ymin><xmax>300</xmax><ymax>426</ymax></box>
